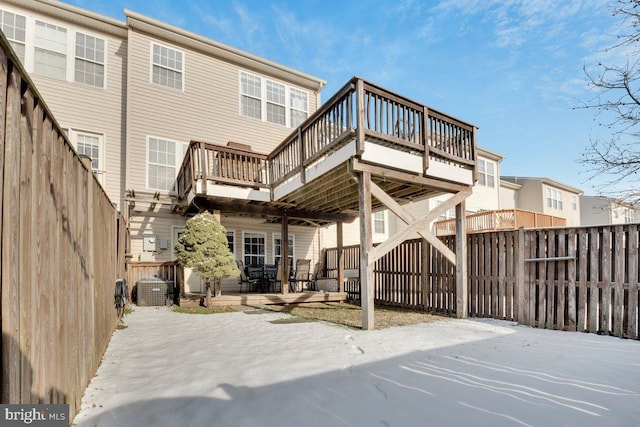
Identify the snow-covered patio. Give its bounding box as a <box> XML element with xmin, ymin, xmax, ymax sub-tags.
<box><xmin>73</xmin><ymin>307</ymin><xmax>640</xmax><ymax>426</ymax></box>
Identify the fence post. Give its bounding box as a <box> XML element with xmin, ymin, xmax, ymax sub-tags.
<box><xmin>455</xmin><ymin>201</ymin><xmax>468</xmax><ymax>318</ymax></box>
<box><xmin>515</xmin><ymin>227</ymin><xmax>525</xmax><ymax>324</ymax></box>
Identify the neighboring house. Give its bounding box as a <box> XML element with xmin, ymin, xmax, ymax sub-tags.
<box><xmin>501</xmin><ymin>177</ymin><xmax>583</xmax><ymax>226</ymax></box>
<box><xmin>580</xmin><ymin>196</ymin><xmax>638</xmax><ymax>226</ymax></box>
<box><xmin>4</xmin><ymin>0</ymin><xmax>478</xmax><ymax>297</ymax></box>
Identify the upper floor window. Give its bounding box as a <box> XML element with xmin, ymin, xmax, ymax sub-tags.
<box><xmin>625</xmin><ymin>208</ymin><xmax>634</xmax><ymax>223</ymax></box>
<box><xmin>240</xmin><ymin>71</ymin><xmax>309</xmax><ymax>128</ymax></box>
<box><xmin>147</xmin><ymin>136</ymin><xmax>187</xmax><ymax>191</ymax></box>
<box><xmin>266</xmin><ymin>80</ymin><xmax>286</xmax><ymax>125</ymax></box>
<box><xmin>546</xmin><ymin>187</ymin><xmax>563</xmax><ymax>210</ymax></box>
<box><xmin>75</xmin><ymin>32</ymin><xmax>105</xmax><ymax>88</ymax></box>
<box><xmin>0</xmin><ymin>10</ymin><xmax>26</xmax><ymax>63</ymax></box>
<box><xmin>477</xmin><ymin>158</ymin><xmax>495</xmax><ymax>188</ymax></box>
<box><xmin>572</xmin><ymin>195</ymin><xmax>578</xmax><ymax>211</ymax></box>
<box><xmin>34</xmin><ymin>20</ymin><xmax>67</xmax><ymax>80</ymax></box>
<box><xmin>151</xmin><ymin>42</ymin><xmax>184</xmax><ymax>90</ymax></box>
<box><xmin>290</xmin><ymin>88</ymin><xmax>308</xmax><ymax>128</ymax></box>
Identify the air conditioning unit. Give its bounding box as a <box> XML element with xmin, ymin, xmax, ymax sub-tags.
<box><xmin>136</xmin><ymin>278</ymin><xmax>175</xmax><ymax>306</ymax></box>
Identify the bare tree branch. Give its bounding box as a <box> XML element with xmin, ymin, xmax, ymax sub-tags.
<box><xmin>579</xmin><ymin>0</ymin><xmax>640</xmax><ymax>202</ymax></box>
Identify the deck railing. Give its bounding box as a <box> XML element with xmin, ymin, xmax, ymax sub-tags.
<box><xmin>176</xmin><ymin>77</ymin><xmax>477</xmax><ymax>199</ymax></box>
<box><xmin>176</xmin><ymin>141</ymin><xmax>269</xmax><ymax>197</ymax></box>
<box><xmin>434</xmin><ymin>209</ymin><xmax>567</xmax><ymax>236</ymax></box>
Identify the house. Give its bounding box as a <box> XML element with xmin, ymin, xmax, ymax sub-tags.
<box><xmin>501</xmin><ymin>177</ymin><xmax>582</xmax><ymax>226</ymax></box>
<box><xmin>432</xmin><ymin>164</ymin><xmax>582</xmax><ymax>236</ymax></box>
<box><xmin>3</xmin><ymin>0</ymin><xmax>477</xmax><ymax>317</ymax></box>
<box><xmin>580</xmin><ymin>196</ymin><xmax>638</xmax><ymax>225</ymax></box>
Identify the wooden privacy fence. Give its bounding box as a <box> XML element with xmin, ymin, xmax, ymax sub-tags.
<box><xmin>324</xmin><ymin>225</ymin><xmax>640</xmax><ymax>339</ymax></box>
<box><xmin>0</xmin><ymin>34</ymin><xmax>126</xmax><ymax>419</ymax></box>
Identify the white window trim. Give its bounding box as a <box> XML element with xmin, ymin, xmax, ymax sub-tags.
<box><xmin>477</xmin><ymin>158</ymin><xmax>495</xmax><ymax>188</ymax></box>
<box><xmin>74</xmin><ymin>30</ymin><xmax>107</xmax><ymax>89</ymax></box>
<box><xmin>65</xmin><ymin>127</ymin><xmax>106</xmax><ymax>182</ymax></box>
<box><xmin>149</xmin><ymin>41</ymin><xmax>185</xmax><ymax>92</ymax></box>
<box><xmin>242</xmin><ymin>231</ymin><xmax>267</xmax><ymax>266</ymax></box>
<box><xmin>226</xmin><ymin>229</ymin><xmax>236</xmax><ymax>258</ymax></box>
<box><xmin>239</xmin><ymin>70</ymin><xmax>309</xmax><ymax>128</ymax></box>
<box><xmin>0</xmin><ymin>9</ymin><xmax>26</xmax><ymax>62</ymax></box>
<box><xmin>272</xmin><ymin>233</ymin><xmax>295</xmax><ymax>265</ymax></box>
<box><xmin>20</xmin><ymin>15</ymin><xmax>108</xmax><ymax>89</ymax></box>
<box><xmin>545</xmin><ymin>187</ymin><xmax>563</xmax><ymax>211</ymax></box>
<box><xmin>145</xmin><ymin>135</ymin><xmax>187</xmax><ymax>193</ymax></box>
<box><xmin>373</xmin><ymin>210</ymin><xmax>388</xmax><ymax>235</ymax></box>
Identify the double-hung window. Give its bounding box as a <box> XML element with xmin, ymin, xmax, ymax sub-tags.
<box><xmin>75</xmin><ymin>32</ymin><xmax>105</xmax><ymax>87</ymax></box>
<box><xmin>34</xmin><ymin>20</ymin><xmax>67</xmax><ymax>80</ymax></box>
<box><xmin>266</xmin><ymin>80</ymin><xmax>286</xmax><ymax>125</ymax></box>
<box><xmin>76</xmin><ymin>132</ymin><xmax>101</xmax><ymax>170</ymax></box>
<box><xmin>546</xmin><ymin>187</ymin><xmax>563</xmax><ymax>210</ymax></box>
<box><xmin>290</xmin><ymin>88</ymin><xmax>308</xmax><ymax>127</ymax></box>
<box><xmin>243</xmin><ymin>232</ymin><xmax>266</xmax><ymax>266</ymax></box>
<box><xmin>151</xmin><ymin>42</ymin><xmax>184</xmax><ymax>90</ymax></box>
<box><xmin>147</xmin><ymin>136</ymin><xmax>187</xmax><ymax>191</ymax></box>
<box><xmin>0</xmin><ymin>10</ymin><xmax>26</xmax><ymax>63</ymax></box>
<box><xmin>373</xmin><ymin>211</ymin><xmax>387</xmax><ymax>234</ymax></box>
<box><xmin>240</xmin><ymin>71</ymin><xmax>309</xmax><ymax>128</ymax></box>
<box><xmin>240</xmin><ymin>72</ymin><xmax>262</xmax><ymax>119</ymax></box>
<box><xmin>477</xmin><ymin>159</ymin><xmax>495</xmax><ymax>188</ymax></box>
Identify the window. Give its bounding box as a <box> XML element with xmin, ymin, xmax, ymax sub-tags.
<box><xmin>373</xmin><ymin>211</ymin><xmax>386</xmax><ymax>234</ymax></box>
<box><xmin>151</xmin><ymin>42</ymin><xmax>183</xmax><ymax>90</ymax></box>
<box><xmin>243</xmin><ymin>232</ymin><xmax>266</xmax><ymax>266</ymax></box>
<box><xmin>625</xmin><ymin>208</ymin><xmax>634</xmax><ymax>223</ymax></box>
<box><xmin>147</xmin><ymin>137</ymin><xmax>187</xmax><ymax>191</ymax></box>
<box><xmin>266</xmin><ymin>80</ymin><xmax>286</xmax><ymax>125</ymax></box>
<box><xmin>240</xmin><ymin>71</ymin><xmax>309</xmax><ymax>128</ymax></box>
<box><xmin>76</xmin><ymin>132</ymin><xmax>101</xmax><ymax>170</ymax></box>
<box><xmin>75</xmin><ymin>32</ymin><xmax>105</xmax><ymax>87</ymax></box>
<box><xmin>477</xmin><ymin>159</ymin><xmax>495</xmax><ymax>188</ymax></box>
<box><xmin>34</xmin><ymin>20</ymin><xmax>67</xmax><ymax>80</ymax></box>
<box><xmin>273</xmin><ymin>233</ymin><xmax>294</xmax><ymax>266</ymax></box>
<box><xmin>572</xmin><ymin>195</ymin><xmax>578</xmax><ymax>211</ymax></box>
<box><xmin>546</xmin><ymin>187</ymin><xmax>563</xmax><ymax>210</ymax></box>
<box><xmin>437</xmin><ymin>200</ymin><xmax>455</xmax><ymax>220</ymax></box>
<box><xmin>226</xmin><ymin>230</ymin><xmax>235</xmax><ymax>257</ymax></box>
<box><xmin>0</xmin><ymin>10</ymin><xmax>26</xmax><ymax>63</ymax></box>
<box><xmin>240</xmin><ymin>72</ymin><xmax>261</xmax><ymax>119</ymax></box>
<box><xmin>290</xmin><ymin>88</ymin><xmax>308</xmax><ymax>128</ymax></box>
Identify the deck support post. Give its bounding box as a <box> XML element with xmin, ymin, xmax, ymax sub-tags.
<box><xmin>337</xmin><ymin>221</ymin><xmax>344</xmax><ymax>293</ymax></box>
<box><xmin>281</xmin><ymin>214</ymin><xmax>289</xmax><ymax>294</ymax></box>
<box><xmin>358</xmin><ymin>171</ymin><xmax>374</xmax><ymax>330</ymax></box>
<box><xmin>455</xmin><ymin>201</ymin><xmax>468</xmax><ymax>318</ymax></box>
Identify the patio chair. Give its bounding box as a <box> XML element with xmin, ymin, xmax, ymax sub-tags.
<box><xmin>289</xmin><ymin>259</ymin><xmax>311</xmax><ymax>292</ymax></box>
<box><xmin>246</xmin><ymin>265</ymin><xmax>265</xmax><ymax>292</ymax></box>
<box><xmin>237</xmin><ymin>260</ymin><xmax>259</xmax><ymax>293</ymax></box>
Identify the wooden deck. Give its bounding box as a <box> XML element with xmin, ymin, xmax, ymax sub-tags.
<box><xmin>175</xmin><ymin>77</ymin><xmax>477</xmax><ymax>225</ymax></box>
<box><xmin>434</xmin><ymin>208</ymin><xmax>567</xmax><ymax>236</ymax></box>
<box><xmin>179</xmin><ymin>291</ymin><xmax>348</xmax><ymax>308</ymax></box>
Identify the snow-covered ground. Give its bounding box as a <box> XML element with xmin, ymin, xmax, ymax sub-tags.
<box><xmin>73</xmin><ymin>306</ymin><xmax>640</xmax><ymax>427</ymax></box>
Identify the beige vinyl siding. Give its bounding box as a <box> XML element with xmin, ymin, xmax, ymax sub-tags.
<box><xmin>500</xmin><ymin>185</ymin><xmax>518</xmax><ymax>210</ymax></box>
<box><xmin>6</xmin><ymin>4</ymin><xmax>127</xmax><ymax>209</ymax></box>
<box><xmin>126</xmin><ymin>29</ymin><xmax>319</xmax><ymax>194</ymax></box>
